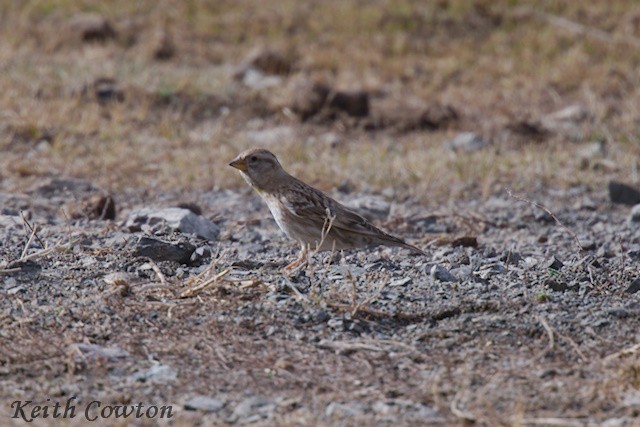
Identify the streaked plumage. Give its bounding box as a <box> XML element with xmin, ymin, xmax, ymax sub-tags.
<box><xmin>229</xmin><ymin>148</ymin><xmax>424</xmax><ymax>268</ymax></box>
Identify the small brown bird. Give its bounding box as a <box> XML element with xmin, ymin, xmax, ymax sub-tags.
<box><xmin>229</xmin><ymin>148</ymin><xmax>425</xmax><ymax>269</ymax></box>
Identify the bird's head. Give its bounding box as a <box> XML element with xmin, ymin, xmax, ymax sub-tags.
<box><xmin>229</xmin><ymin>148</ymin><xmax>286</xmax><ymax>192</ymax></box>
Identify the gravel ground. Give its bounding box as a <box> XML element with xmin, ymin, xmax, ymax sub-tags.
<box><xmin>2</xmin><ymin>178</ymin><xmax>640</xmax><ymax>426</ymax></box>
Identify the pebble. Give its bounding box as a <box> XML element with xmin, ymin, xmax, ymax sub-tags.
<box><xmin>545</xmin><ymin>279</ymin><xmax>567</xmax><ymax>292</ymax></box>
<box><xmin>625</xmin><ymin>278</ymin><xmax>640</xmax><ymax>294</ymax></box>
<box><xmin>230</xmin><ymin>396</ymin><xmax>275</xmax><ymax>423</ymax></box>
<box><xmin>545</xmin><ymin>256</ymin><xmax>564</xmax><ymax>271</ymax></box>
<box><xmin>609</xmin><ymin>182</ymin><xmax>640</xmax><ymax>206</ymax></box>
<box><xmin>190</xmin><ymin>246</ymin><xmax>212</xmax><ymax>264</ymax></box>
<box><xmin>129</xmin><ymin>364</ymin><xmax>178</xmax><ymax>383</ymax></box>
<box><xmin>184</xmin><ymin>396</ymin><xmax>225</xmax><ymax>412</ymax></box>
<box><xmin>430</xmin><ymin>265</ymin><xmax>456</xmax><ymax>282</ymax></box>
<box><xmin>444</xmin><ymin>132</ymin><xmax>487</xmax><ymax>153</ymax></box>
<box><xmin>70</xmin><ymin>343</ymin><xmax>129</xmax><ymax>362</ymax></box>
<box><xmin>628</xmin><ymin>204</ymin><xmax>640</xmax><ymax>224</ymax></box>
<box><xmin>134</xmin><ymin>236</ymin><xmax>195</xmax><ymax>264</ymax></box>
<box><xmin>344</xmin><ymin>195</ymin><xmax>391</xmax><ymax>221</ymax></box>
<box><xmin>126</xmin><ymin>207</ymin><xmax>219</xmax><ymax>241</ymax></box>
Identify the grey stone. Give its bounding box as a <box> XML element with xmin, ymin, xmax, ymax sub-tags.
<box><xmin>70</xmin><ymin>343</ymin><xmax>129</xmax><ymax>362</ymax></box>
<box><xmin>625</xmin><ymin>278</ymin><xmax>640</xmax><ymax>294</ymax></box>
<box><xmin>445</xmin><ymin>132</ymin><xmax>487</xmax><ymax>153</ymax></box>
<box><xmin>190</xmin><ymin>246</ymin><xmax>212</xmax><ymax>264</ymax></box>
<box><xmin>546</xmin><ymin>279</ymin><xmax>567</xmax><ymax>292</ymax></box>
<box><xmin>628</xmin><ymin>204</ymin><xmax>640</xmax><ymax>224</ymax></box>
<box><xmin>609</xmin><ymin>182</ymin><xmax>640</xmax><ymax>206</ymax></box>
<box><xmin>129</xmin><ymin>364</ymin><xmax>177</xmax><ymax>383</ymax></box>
<box><xmin>545</xmin><ymin>256</ymin><xmax>564</xmax><ymax>271</ymax></box>
<box><xmin>184</xmin><ymin>396</ymin><xmax>225</xmax><ymax>412</ymax></box>
<box><xmin>544</xmin><ymin>104</ymin><xmax>590</xmax><ymax>123</ymax></box>
<box><xmin>231</xmin><ymin>396</ymin><xmax>275</xmax><ymax>423</ymax></box>
<box><xmin>126</xmin><ymin>207</ymin><xmax>219</xmax><ymax>241</ymax></box>
<box><xmin>430</xmin><ymin>265</ymin><xmax>456</xmax><ymax>282</ymax></box>
<box><xmin>68</xmin><ymin>12</ymin><xmax>117</xmax><ymax>42</ymax></box>
<box><xmin>344</xmin><ymin>195</ymin><xmax>391</xmax><ymax>221</ymax></box>
<box><xmin>326</xmin><ymin>401</ymin><xmax>366</xmax><ymax>418</ymax></box>
<box><xmin>134</xmin><ymin>237</ymin><xmax>195</xmax><ymax>264</ymax></box>
<box><xmin>245</xmin><ymin>126</ymin><xmax>295</xmax><ymax>146</ymax></box>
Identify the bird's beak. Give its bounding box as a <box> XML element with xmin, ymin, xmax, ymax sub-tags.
<box><xmin>228</xmin><ymin>157</ymin><xmax>248</xmax><ymax>171</ymax></box>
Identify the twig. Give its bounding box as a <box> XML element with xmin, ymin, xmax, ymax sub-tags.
<box><xmin>506</xmin><ymin>188</ymin><xmax>584</xmax><ymax>251</ymax></box>
<box><xmin>604</xmin><ymin>342</ymin><xmax>640</xmax><ymax>362</ymax></box>
<box><xmin>0</xmin><ymin>267</ymin><xmax>22</xmax><ymax>275</ymax></box>
<box><xmin>21</xmin><ymin>211</ymin><xmax>46</xmax><ymax>249</ymax></box>
<box><xmin>14</xmin><ymin>239</ymin><xmax>80</xmax><ymax>264</ymax></box>
<box><xmin>538</xmin><ymin>315</ymin><xmax>555</xmax><ymax>352</ymax></box>
<box><xmin>558</xmin><ymin>332</ymin><xmax>587</xmax><ymax>363</ymax></box>
<box><xmin>147</xmin><ymin>259</ymin><xmax>167</xmax><ymax>287</ymax></box>
<box><xmin>20</xmin><ymin>224</ymin><xmax>37</xmax><ymax>259</ymax></box>
<box><xmin>316</xmin><ymin>339</ymin><xmax>383</xmax><ymax>354</ymax></box>
<box><xmin>180</xmin><ymin>268</ymin><xmax>231</xmax><ymax>298</ymax></box>
<box><xmin>449</xmin><ymin>392</ymin><xmax>476</xmax><ymax>422</ymax></box>
<box><xmin>281</xmin><ymin>276</ymin><xmax>310</xmax><ymax>303</ymax></box>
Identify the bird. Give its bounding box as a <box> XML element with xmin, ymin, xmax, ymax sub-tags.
<box><xmin>229</xmin><ymin>148</ymin><xmax>425</xmax><ymax>269</ymax></box>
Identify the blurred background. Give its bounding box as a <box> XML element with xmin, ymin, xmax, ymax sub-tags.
<box><xmin>1</xmin><ymin>0</ymin><xmax>639</xmax><ymax>205</ymax></box>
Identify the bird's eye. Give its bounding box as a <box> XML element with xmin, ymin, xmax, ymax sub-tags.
<box><xmin>250</xmin><ymin>156</ymin><xmax>258</xmax><ymax>162</ymax></box>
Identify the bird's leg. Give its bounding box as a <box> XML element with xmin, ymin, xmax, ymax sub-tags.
<box><xmin>284</xmin><ymin>242</ymin><xmax>308</xmax><ymax>270</ymax></box>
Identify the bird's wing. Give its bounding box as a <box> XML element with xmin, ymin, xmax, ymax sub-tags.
<box><xmin>283</xmin><ymin>179</ymin><xmax>405</xmax><ymax>241</ymax></box>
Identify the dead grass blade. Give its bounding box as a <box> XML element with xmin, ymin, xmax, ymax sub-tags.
<box><xmin>180</xmin><ymin>268</ymin><xmax>231</xmax><ymax>298</ymax></box>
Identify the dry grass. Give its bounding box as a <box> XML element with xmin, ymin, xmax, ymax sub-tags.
<box><xmin>1</xmin><ymin>0</ymin><xmax>639</xmax><ymax>204</ymax></box>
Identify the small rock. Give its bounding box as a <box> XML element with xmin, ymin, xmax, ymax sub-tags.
<box><xmin>245</xmin><ymin>126</ymin><xmax>295</xmax><ymax>146</ymax></box>
<box><xmin>70</xmin><ymin>343</ymin><xmax>129</xmax><ymax>362</ymax></box>
<box><xmin>312</xmin><ymin>310</ymin><xmax>331</xmax><ymax>323</ymax></box>
<box><xmin>445</xmin><ymin>132</ymin><xmax>487</xmax><ymax>153</ymax></box>
<box><xmin>240</xmin><ymin>68</ymin><xmax>283</xmax><ymax>90</ymax></box>
<box><xmin>69</xmin><ymin>13</ymin><xmax>117</xmax><ymax>42</ymax></box>
<box><xmin>390</xmin><ymin>277</ymin><xmax>412</xmax><ymax>287</ymax></box>
<box><xmin>184</xmin><ymin>396</ymin><xmax>225</xmax><ymax>413</ymax></box>
<box><xmin>607</xmin><ymin>308</ymin><xmax>629</xmax><ymax>319</ymax></box>
<box><xmin>430</xmin><ymin>265</ymin><xmax>456</xmax><ymax>282</ymax></box>
<box><xmin>30</xmin><ymin>178</ymin><xmax>97</xmax><ymax>198</ymax></box>
<box><xmin>190</xmin><ymin>246</ymin><xmax>212</xmax><ymax>264</ymax></box>
<box><xmin>501</xmin><ymin>250</ymin><xmax>523</xmax><ymax>265</ymax></box>
<box><xmin>543</xmin><ymin>104</ymin><xmax>590</xmax><ymax>124</ymax></box>
<box><xmin>409</xmin><ymin>215</ymin><xmax>448</xmax><ymax>233</ymax></box>
<box><xmin>289</xmin><ymin>80</ymin><xmax>331</xmax><ymax>120</ymax></box>
<box><xmin>326</xmin><ymin>402</ymin><xmax>365</xmax><ymax>418</ymax></box>
<box><xmin>92</xmin><ymin>77</ymin><xmax>124</xmax><ymax>103</ymax></box>
<box><xmin>7</xmin><ymin>285</ymin><xmax>25</xmax><ymax>295</ymax></box>
<box><xmin>129</xmin><ymin>364</ymin><xmax>177</xmax><ymax>383</ymax></box>
<box><xmin>450</xmin><ymin>266</ymin><xmax>473</xmax><ymax>280</ymax></box>
<box><xmin>231</xmin><ymin>396</ymin><xmax>275</xmax><ymax>423</ymax></box>
<box><xmin>134</xmin><ymin>236</ymin><xmax>195</xmax><ymax>264</ymax></box>
<box><xmin>474</xmin><ymin>263</ymin><xmax>506</xmax><ymax>280</ymax></box>
<box><xmin>344</xmin><ymin>195</ymin><xmax>390</xmax><ymax>221</ymax></box>
<box><xmin>546</xmin><ymin>279</ymin><xmax>567</xmax><ymax>292</ymax></box>
<box><xmin>126</xmin><ymin>207</ymin><xmax>219</xmax><ymax>241</ymax></box>
<box><xmin>328</xmin><ymin>90</ymin><xmax>369</xmax><ymax>117</ymax></box>
<box><xmin>609</xmin><ymin>182</ymin><xmax>640</xmax><ymax>206</ymax></box>
<box><xmin>546</xmin><ymin>256</ymin><xmax>564</xmax><ymax>271</ymax></box>
<box><xmin>153</xmin><ymin>30</ymin><xmax>175</xmax><ymax>60</ymax></box>
<box><xmin>239</xmin><ymin>47</ymin><xmax>293</xmax><ymax>76</ymax></box>
<box><xmin>625</xmin><ymin>278</ymin><xmax>640</xmax><ymax>294</ymax></box>
<box><xmin>68</xmin><ymin>194</ymin><xmax>116</xmax><ymax>220</ymax></box>
<box><xmin>176</xmin><ymin>202</ymin><xmax>203</xmax><ymax>216</ymax></box>
<box><xmin>628</xmin><ymin>204</ymin><xmax>640</xmax><ymax>224</ymax></box>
